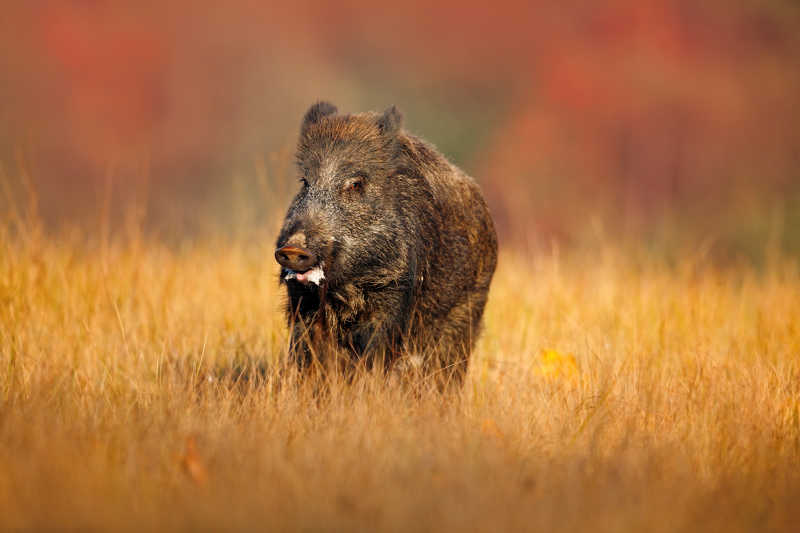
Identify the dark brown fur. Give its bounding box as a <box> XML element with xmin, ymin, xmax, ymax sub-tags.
<box><xmin>276</xmin><ymin>102</ymin><xmax>497</xmax><ymax>385</ymax></box>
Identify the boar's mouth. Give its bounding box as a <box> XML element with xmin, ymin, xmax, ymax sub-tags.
<box><xmin>275</xmin><ymin>243</ymin><xmax>329</xmax><ymax>288</ymax></box>
<box><xmin>282</xmin><ymin>264</ymin><xmax>326</xmax><ymax>287</ymax></box>
<box><xmin>276</xmin><ymin>241</ymin><xmax>338</xmax><ymax>289</ymax></box>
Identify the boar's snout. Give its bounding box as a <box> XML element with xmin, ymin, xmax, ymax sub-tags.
<box><xmin>275</xmin><ymin>245</ymin><xmax>318</xmax><ymax>272</ymax></box>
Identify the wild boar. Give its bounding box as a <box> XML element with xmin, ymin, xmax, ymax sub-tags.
<box><xmin>275</xmin><ymin>102</ymin><xmax>497</xmax><ymax>385</ymax></box>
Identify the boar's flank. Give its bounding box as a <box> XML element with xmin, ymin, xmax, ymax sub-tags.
<box><xmin>275</xmin><ymin>102</ymin><xmax>497</xmax><ymax>385</ymax></box>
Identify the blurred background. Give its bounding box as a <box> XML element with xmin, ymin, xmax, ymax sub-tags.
<box><xmin>1</xmin><ymin>0</ymin><xmax>798</xmax><ymax>261</ymax></box>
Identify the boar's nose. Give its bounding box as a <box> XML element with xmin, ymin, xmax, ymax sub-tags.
<box><xmin>275</xmin><ymin>245</ymin><xmax>317</xmax><ymax>271</ymax></box>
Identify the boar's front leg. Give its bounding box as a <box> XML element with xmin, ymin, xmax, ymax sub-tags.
<box><xmin>346</xmin><ymin>287</ymin><xmax>411</xmax><ymax>369</ymax></box>
<box><xmin>287</xmin><ymin>310</ymin><xmax>334</xmax><ymax>371</ymax></box>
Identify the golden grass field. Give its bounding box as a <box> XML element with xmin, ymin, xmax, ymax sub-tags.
<box><xmin>1</xmin><ymin>217</ymin><xmax>799</xmax><ymax>532</ymax></box>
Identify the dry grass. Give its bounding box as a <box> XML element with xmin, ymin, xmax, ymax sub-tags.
<box><xmin>1</xmin><ymin>223</ymin><xmax>799</xmax><ymax>532</ymax></box>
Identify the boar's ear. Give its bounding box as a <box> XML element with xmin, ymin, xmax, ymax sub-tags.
<box><xmin>377</xmin><ymin>105</ymin><xmax>403</xmax><ymax>135</ymax></box>
<box><xmin>301</xmin><ymin>101</ymin><xmax>337</xmax><ymax>134</ymax></box>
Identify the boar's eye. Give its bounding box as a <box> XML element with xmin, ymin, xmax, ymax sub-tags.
<box><xmin>343</xmin><ymin>177</ymin><xmax>364</xmax><ymax>194</ymax></box>
<box><xmin>299</xmin><ymin>177</ymin><xmax>309</xmax><ymax>188</ymax></box>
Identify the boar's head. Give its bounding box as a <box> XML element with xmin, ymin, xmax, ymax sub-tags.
<box><xmin>275</xmin><ymin>102</ymin><xmax>417</xmax><ymax>297</ymax></box>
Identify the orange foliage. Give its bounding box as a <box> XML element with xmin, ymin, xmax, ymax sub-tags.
<box><xmin>1</xmin><ymin>1</ymin><xmax>797</xmax><ymax>241</ymax></box>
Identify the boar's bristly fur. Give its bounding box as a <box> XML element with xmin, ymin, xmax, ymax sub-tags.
<box><xmin>275</xmin><ymin>101</ymin><xmax>497</xmax><ymax>385</ymax></box>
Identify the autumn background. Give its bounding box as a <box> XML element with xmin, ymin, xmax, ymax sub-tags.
<box><xmin>1</xmin><ymin>1</ymin><xmax>799</xmax><ymax>531</ymax></box>
<box><xmin>2</xmin><ymin>1</ymin><xmax>798</xmax><ymax>254</ymax></box>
